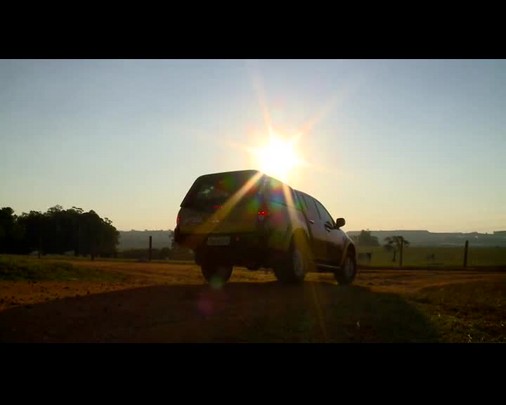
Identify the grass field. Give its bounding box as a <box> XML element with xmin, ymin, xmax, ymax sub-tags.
<box><xmin>0</xmin><ymin>254</ymin><xmax>504</xmax><ymax>343</ymax></box>
<box><xmin>357</xmin><ymin>246</ymin><xmax>506</xmax><ymax>268</ymax></box>
<box><xmin>0</xmin><ymin>255</ymin><xmax>127</xmax><ymax>282</ymax></box>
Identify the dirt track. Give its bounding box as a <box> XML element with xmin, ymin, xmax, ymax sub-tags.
<box><xmin>0</xmin><ymin>261</ymin><xmax>504</xmax><ymax>342</ymax></box>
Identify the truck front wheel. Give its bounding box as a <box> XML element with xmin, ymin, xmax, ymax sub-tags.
<box><xmin>334</xmin><ymin>253</ymin><xmax>357</xmax><ymax>285</ymax></box>
<box><xmin>273</xmin><ymin>237</ymin><xmax>310</xmax><ymax>284</ymax></box>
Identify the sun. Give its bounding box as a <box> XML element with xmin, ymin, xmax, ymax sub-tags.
<box><xmin>251</xmin><ymin>131</ymin><xmax>302</xmax><ymax>182</ymax></box>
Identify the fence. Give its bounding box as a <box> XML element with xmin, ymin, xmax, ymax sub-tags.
<box><xmin>356</xmin><ymin>244</ymin><xmax>506</xmax><ymax>268</ymax></box>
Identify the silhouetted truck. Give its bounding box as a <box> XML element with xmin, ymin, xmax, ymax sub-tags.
<box><xmin>174</xmin><ymin>169</ymin><xmax>356</xmax><ymax>285</ymax></box>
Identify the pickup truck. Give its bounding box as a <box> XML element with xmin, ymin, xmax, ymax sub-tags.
<box><xmin>174</xmin><ymin>169</ymin><xmax>357</xmax><ymax>286</ymax></box>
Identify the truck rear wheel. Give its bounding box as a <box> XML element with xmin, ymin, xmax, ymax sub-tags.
<box><xmin>201</xmin><ymin>263</ymin><xmax>233</xmax><ymax>287</ymax></box>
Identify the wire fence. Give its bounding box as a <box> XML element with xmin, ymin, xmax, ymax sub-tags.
<box><xmin>356</xmin><ymin>245</ymin><xmax>506</xmax><ymax>269</ymax></box>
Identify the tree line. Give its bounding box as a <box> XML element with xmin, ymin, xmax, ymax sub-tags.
<box><xmin>0</xmin><ymin>206</ymin><xmax>119</xmax><ymax>258</ymax></box>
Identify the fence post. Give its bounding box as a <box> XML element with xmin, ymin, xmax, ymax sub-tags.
<box><xmin>463</xmin><ymin>240</ymin><xmax>469</xmax><ymax>268</ymax></box>
<box><xmin>399</xmin><ymin>238</ymin><xmax>404</xmax><ymax>268</ymax></box>
<box><xmin>149</xmin><ymin>235</ymin><xmax>153</xmax><ymax>262</ymax></box>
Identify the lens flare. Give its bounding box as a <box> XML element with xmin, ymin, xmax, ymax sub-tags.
<box><xmin>252</xmin><ymin>131</ymin><xmax>302</xmax><ymax>182</ymax></box>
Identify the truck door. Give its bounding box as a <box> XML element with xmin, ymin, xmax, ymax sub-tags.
<box><xmin>297</xmin><ymin>192</ymin><xmax>328</xmax><ymax>262</ymax></box>
<box><xmin>313</xmin><ymin>198</ymin><xmax>345</xmax><ymax>265</ymax></box>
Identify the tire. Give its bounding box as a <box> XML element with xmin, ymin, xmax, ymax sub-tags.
<box><xmin>201</xmin><ymin>263</ymin><xmax>233</xmax><ymax>287</ymax></box>
<box><xmin>273</xmin><ymin>236</ymin><xmax>310</xmax><ymax>284</ymax></box>
<box><xmin>334</xmin><ymin>253</ymin><xmax>357</xmax><ymax>285</ymax></box>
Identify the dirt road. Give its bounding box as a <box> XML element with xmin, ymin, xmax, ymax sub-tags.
<box><xmin>0</xmin><ymin>261</ymin><xmax>504</xmax><ymax>342</ymax></box>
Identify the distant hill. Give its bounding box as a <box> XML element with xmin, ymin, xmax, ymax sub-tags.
<box><xmin>348</xmin><ymin>230</ymin><xmax>506</xmax><ymax>247</ymax></box>
<box><xmin>118</xmin><ymin>230</ymin><xmax>173</xmax><ymax>251</ymax></box>
<box><xmin>118</xmin><ymin>229</ymin><xmax>506</xmax><ymax>250</ymax></box>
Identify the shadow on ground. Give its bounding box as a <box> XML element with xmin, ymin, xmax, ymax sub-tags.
<box><xmin>0</xmin><ymin>281</ymin><xmax>440</xmax><ymax>343</ymax></box>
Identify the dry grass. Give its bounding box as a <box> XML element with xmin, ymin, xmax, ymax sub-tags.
<box><xmin>0</xmin><ymin>255</ymin><xmax>504</xmax><ymax>342</ymax></box>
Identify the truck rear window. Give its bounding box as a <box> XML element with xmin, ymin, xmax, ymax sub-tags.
<box><xmin>265</xmin><ymin>177</ymin><xmax>300</xmax><ymax>209</ymax></box>
<box><xmin>181</xmin><ymin>171</ymin><xmax>263</xmax><ymax>210</ymax></box>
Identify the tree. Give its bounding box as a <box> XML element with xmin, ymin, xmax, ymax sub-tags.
<box><xmin>78</xmin><ymin>210</ymin><xmax>119</xmax><ymax>259</ymax></box>
<box><xmin>41</xmin><ymin>205</ymin><xmax>74</xmax><ymax>254</ymax></box>
<box><xmin>0</xmin><ymin>205</ymin><xmax>119</xmax><ymax>258</ymax></box>
<box><xmin>352</xmin><ymin>230</ymin><xmax>380</xmax><ymax>247</ymax></box>
<box><xmin>384</xmin><ymin>235</ymin><xmax>410</xmax><ymax>266</ymax></box>
<box><xmin>17</xmin><ymin>210</ymin><xmax>45</xmax><ymax>255</ymax></box>
<box><xmin>0</xmin><ymin>207</ymin><xmax>24</xmax><ymax>253</ymax></box>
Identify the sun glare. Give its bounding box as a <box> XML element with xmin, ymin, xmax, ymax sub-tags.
<box><xmin>252</xmin><ymin>132</ymin><xmax>302</xmax><ymax>182</ymax></box>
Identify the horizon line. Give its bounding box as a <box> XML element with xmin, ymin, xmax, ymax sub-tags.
<box><xmin>118</xmin><ymin>228</ymin><xmax>506</xmax><ymax>234</ymax></box>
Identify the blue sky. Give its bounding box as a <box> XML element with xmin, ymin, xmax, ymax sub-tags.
<box><xmin>1</xmin><ymin>59</ymin><xmax>504</xmax><ymax>232</ymax></box>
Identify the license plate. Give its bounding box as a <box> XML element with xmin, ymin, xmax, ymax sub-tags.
<box><xmin>206</xmin><ymin>236</ymin><xmax>230</xmax><ymax>246</ymax></box>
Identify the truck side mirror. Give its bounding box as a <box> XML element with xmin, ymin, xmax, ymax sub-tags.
<box><xmin>335</xmin><ymin>218</ymin><xmax>346</xmax><ymax>229</ymax></box>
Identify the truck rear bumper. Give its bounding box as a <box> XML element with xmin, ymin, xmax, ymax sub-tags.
<box><xmin>175</xmin><ymin>228</ymin><xmax>274</xmax><ymax>268</ymax></box>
